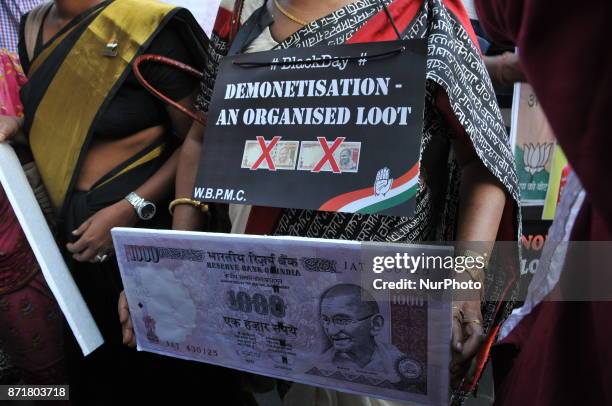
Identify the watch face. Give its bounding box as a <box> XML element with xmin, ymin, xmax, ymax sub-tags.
<box><xmin>139</xmin><ymin>203</ymin><xmax>156</xmax><ymax>220</ymax></box>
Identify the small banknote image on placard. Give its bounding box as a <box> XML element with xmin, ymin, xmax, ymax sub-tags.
<box><xmin>241</xmin><ymin>140</ymin><xmax>299</xmax><ymax>170</ymax></box>
<box><xmin>298</xmin><ymin>141</ymin><xmax>361</xmax><ymax>173</ymax></box>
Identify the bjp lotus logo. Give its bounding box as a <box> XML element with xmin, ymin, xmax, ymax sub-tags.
<box><xmin>523</xmin><ymin>142</ymin><xmax>554</xmax><ymax>176</ymax></box>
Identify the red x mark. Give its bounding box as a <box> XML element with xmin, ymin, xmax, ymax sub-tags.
<box><xmin>312</xmin><ymin>137</ymin><xmax>345</xmax><ymax>173</ymax></box>
<box><xmin>251</xmin><ymin>136</ymin><xmax>281</xmax><ymax>170</ymax></box>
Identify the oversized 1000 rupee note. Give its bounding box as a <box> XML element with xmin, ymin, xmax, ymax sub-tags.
<box><xmin>112</xmin><ymin>228</ymin><xmax>451</xmax><ymax>405</ymax></box>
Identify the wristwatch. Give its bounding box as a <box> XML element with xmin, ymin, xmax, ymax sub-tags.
<box><xmin>125</xmin><ymin>192</ymin><xmax>156</xmax><ymax>220</ymax></box>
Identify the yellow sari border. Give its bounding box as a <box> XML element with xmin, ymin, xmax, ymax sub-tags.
<box><xmin>29</xmin><ymin>0</ymin><xmax>176</xmax><ymax>210</ymax></box>
<box><xmin>93</xmin><ymin>144</ymin><xmax>165</xmax><ymax>190</ymax></box>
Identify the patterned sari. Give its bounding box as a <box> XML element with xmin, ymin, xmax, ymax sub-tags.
<box><xmin>197</xmin><ymin>0</ymin><xmax>521</xmax><ymax>403</ymax></box>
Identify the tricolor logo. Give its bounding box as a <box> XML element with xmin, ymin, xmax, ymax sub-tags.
<box><xmin>319</xmin><ymin>164</ymin><xmax>419</xmax><ymax>214</ymax></box>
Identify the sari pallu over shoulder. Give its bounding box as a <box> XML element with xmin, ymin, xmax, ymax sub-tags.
<box><xmin>200</xmin><ymin>0</ymin><xmax>521</xmax><ymax>402</ymax></box>
<box><xmin>19</xmin><ymin>0</ymin><xmax>210</xmax><ymax>215</ymax></box>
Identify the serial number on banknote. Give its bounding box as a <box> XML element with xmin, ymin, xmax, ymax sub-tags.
<box><xmin>163</xmin><ymin>341</ymin><xmax>219</xmax><ymax>357</ymax></box>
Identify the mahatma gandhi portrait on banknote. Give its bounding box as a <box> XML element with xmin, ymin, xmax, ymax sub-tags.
<box><xmin>307</xmin><ymin>283</ymin><xmax>425</xmax><ymax>392</ymax></box>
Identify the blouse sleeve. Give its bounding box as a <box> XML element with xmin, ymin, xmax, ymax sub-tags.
<box><xmin>139</xmin><ymin>25</ymin><xmax>200</xmax><ymax>103</ymax></box>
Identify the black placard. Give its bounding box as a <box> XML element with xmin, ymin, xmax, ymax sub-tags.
<box><xmin>193</xmin><ymin>39</ymin><xmax>426</xmax><ymax>217</ymax></box>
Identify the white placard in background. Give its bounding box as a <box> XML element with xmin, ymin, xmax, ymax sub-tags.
<box><xmin>0</xmin><ymin>144</ymin><xmax>103</xmax><ymax>356</ymax></box>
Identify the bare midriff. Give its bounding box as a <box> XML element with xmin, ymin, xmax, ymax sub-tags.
<box><xmin>41</xmin><ymin>2</ymin><xmax>169</xmax><ymax>192</ymax></box>
<box><xmin>75</xmin><ymin>125</ymin><xmax>164</xmax><ymax>191</ymax></box>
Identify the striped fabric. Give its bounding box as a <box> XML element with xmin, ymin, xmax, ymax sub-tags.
<box><xmin>0</xmin><ymin>0</ymin><xmax>45</xmax><ymax>53</ymax></box>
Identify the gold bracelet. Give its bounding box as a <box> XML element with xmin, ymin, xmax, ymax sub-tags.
<box><xmin>169</xmin><ymin>198</ymin><xmax>209</xmax><ymax>216</ymax></box>
<box><xmin>465</xmin><ymin>267</ymin><xmax>485</xmax><ymax>285</ymax></box>
<box><xmin>459</xmin><ymin>249</ymin><xmax>487</xmax><ymax>285</ymax></box>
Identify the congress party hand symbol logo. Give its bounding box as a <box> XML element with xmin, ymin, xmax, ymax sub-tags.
<box><xmin>374</xmin><ymin>167</ymin><xmax>393</xmax><ymax>196</ymax></box>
